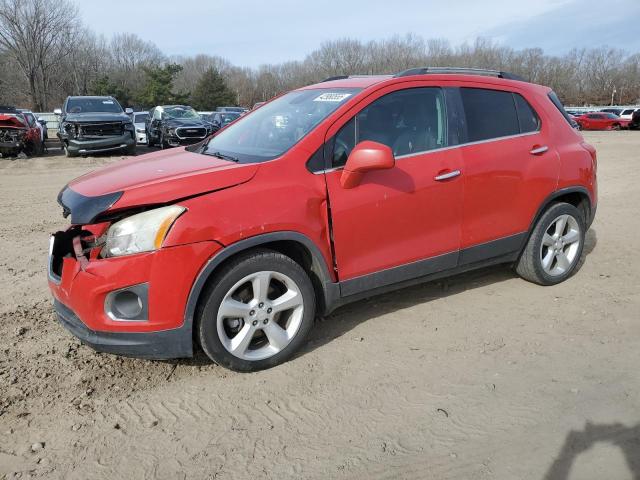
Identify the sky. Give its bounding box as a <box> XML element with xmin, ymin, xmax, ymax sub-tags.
<box><xmin>79</xmin><ymin>0</ymin><xmax>640</xmax><ymax>67</ymax></box>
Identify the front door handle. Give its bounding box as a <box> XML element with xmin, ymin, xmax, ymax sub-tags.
<box><xmin>530</xmin><ymin>145</ymin><xmax>549</xmax><ymax>155</ymax></box>
<box><xmin>434</xmin><ymin>170</ymin><xmax>461</xmax><ymax>181</ymax></box>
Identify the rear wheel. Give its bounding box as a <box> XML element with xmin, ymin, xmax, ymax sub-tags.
<box><xmin>197</xmin><ymin>250</ymin><xmax>316</xmax><ymax>371</ymax></box>
<box><xmin>516</xmin><ymin>202</ymin><xmax>585</xmax><ymax>285</ymax></box>
<box><xmin>612</xmin><ymin>124</ymin><xmax>621</xmax><ymax>130</ymax></box>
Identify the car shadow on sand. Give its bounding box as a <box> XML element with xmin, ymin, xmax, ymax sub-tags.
<box><xmin>300</xmin><ymin>227</ymin><xmax>598</xmax><ymax>357</ymax></box>
<box><xmin>181</xmin><ymin>228</ymin><xmax>597</xmax><ymax>367</ymax></box>
<box><xmin>544</xmin><ymin>421</ymin><xmax>640</xmax><ymax>480</ymax></box>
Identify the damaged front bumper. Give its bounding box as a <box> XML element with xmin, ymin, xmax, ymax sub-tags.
<box><xmin>65</xmin><ymin>132</ymin><xmax>136</xmax><ymax>155</ymax></box>
<box><xmin>48</xmin><ymin>226</ymin><xmax>222</xmax><ymax>359</ymax></box>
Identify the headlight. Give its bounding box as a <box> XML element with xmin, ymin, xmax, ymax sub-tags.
<box><xmin>124</xmin><ymin>122</ymin><xmax>135</xmax><ymax>131</ymax></box>
<box><xmin>103</xmin><ymin>205</ymin><xmax>185</xmax><ymax>257</ymax></box>
<box><xmin>167</xmin><ymin>127</ymin><xmax>176</xmax><ymax>136</ymax></box>
<box><xmin>136</xmin><ymin>127</ymin><xmax>145</xmax><ymax>133</ymax></box>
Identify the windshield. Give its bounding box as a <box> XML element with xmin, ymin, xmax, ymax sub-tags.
<box><xmin>134</xmin><ymin>113</ymin><xmax>149</xmax><ymax>123</ymax></box>
<box><xmin>203</xmin><ymin>88</ymin><xmax>361</xmax><ymax>163</ymax></box>
<box><xmin>66</xmin><ymin>98</ymin><xmax>123</xmax><ymax>114</ymax></box>
<box><xmin>163</xmin><ymin>106</ymin><xmax>199</xmax><ymax>119</ymax></box>
<box><xmin>605</xmin><ymin>113</ymin><xmax>620</xmax><ymax>119</ymax></box>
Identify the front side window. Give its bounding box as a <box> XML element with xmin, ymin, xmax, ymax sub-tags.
<box><xmin>203</xmin><ymin>88</ymin><xmax>361</xmax><ymax>163</ymax></box>
<box><xmin>332</xmin><ymin>87</ymin><xmax>447</xmax><ymax>168</ymax></box>
<box><xmin>460</xmin><ymin>88</ymin><xmax>519</xmax><ymax>142</ymax></box>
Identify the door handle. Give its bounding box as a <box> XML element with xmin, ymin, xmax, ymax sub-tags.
<box><xmin>530</xmin><ymin>145</ymin><xmax>548</xmax><ymax>155</ymax></box>
<box><xmin>434</xmin><ymin>170</ymin><xmax>461</xmax><ymax>181</ymax></box>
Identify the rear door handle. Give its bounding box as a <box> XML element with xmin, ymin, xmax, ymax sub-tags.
<box><xmin>530</xmin><ymin>145</ymin><xmax>549</xmax><ymax>155</ymax></box>
<box><xmin>434</xmin><ymin>170</ymin><xmax>461</xmax><ymax>181</ymax></box>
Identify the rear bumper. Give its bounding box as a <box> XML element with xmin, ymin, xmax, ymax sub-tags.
<box><xmin>54</xmin><ymin>300</ymin><xmax>192</xmax><ymax>359</ymax></box>
<box><xmin>64</xmin><ymin>133</ymin><xmax>136</xmax><ymax>154</ymax></box>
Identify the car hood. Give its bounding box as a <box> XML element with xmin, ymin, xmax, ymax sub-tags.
<box><xmin>59</xmin><ymin>148</ymin><xmax>258</xmax><ymax>224</ymax></box>
<box><xmin>63</xmin><ymin>112</ymin><xmax>130</xmax><ymax>123</ymax></box>
<box><xmin>0</xmin><ymin>114</ymin><xmax>27</xmax><ymax>129</ymax></box>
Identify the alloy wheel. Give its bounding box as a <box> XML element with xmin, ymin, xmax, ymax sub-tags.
<box><xmin>216</xmin><ymin>270</ymin><xmax>304</xmax><ymax>361</ymax></box>
<box><xmin>540</xmin><ymin>214</ymin><xmax>581</xmax><ymax>276</ymax></box>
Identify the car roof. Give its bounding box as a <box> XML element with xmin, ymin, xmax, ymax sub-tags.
<box><xmin>299</xmin><ymin>71</ymin><xmax>548</xmax><ymax>94</ymax></box>
<box><xmin>68</xmin><ymin>96</ymin><xmax>115</xmax><ymax>100</ymax></box>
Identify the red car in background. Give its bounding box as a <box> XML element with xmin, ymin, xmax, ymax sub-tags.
<box><xmin>575</xmin><ymin>112</ymin><xmax>630</xmax><ymax>130</ymax></box>
<box><xmin>0</xmin><ymin>106</ymin><xmax>44</xmax><ymax>157</ymax></box>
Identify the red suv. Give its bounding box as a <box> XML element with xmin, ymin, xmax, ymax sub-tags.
<box><xmin>49</xmin><ymin>68</ymin><xmax>597</xmax><ymax>371</ymax></box>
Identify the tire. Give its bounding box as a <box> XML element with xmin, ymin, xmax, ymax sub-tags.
<box><xmin>516</xmin><ymin>202</ymin><xmax>585</xmax><ymax>285</ymax></box>
<box><xmin>125</xmin><ymin>145</ymin><xmax>137</xmax><ymax>156</ymax></box>
<box><xmin>612</xmin><ymin>124</ymin><xmax>621</xmax><ymax>131</ymax></box>
<box><xmin>197</xmin><ymin>249</ymin><xmax>316</xmax><ymax>372</ymax></box>
<box><xmin>63</xmin><ymin>143</ymin><xmax>77</xmax><ymax>158</ymax></box>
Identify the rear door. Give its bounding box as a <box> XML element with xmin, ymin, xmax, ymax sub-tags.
<box><xmin>454</xmin><ymin>86</ymin><xmax>559</xmax><ymax>261</ymax></box>
<box><xmin>324</xmin><ymin>84</ymin><xmax>464</xmax><ymax>294</ymax></box>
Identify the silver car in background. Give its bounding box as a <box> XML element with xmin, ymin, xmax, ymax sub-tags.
<box><xmin>132</xmin><ymin>111</ymin><xmax>149</xmax><ymax>144</ymax></box>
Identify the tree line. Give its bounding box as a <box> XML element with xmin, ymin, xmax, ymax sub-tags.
<box><xmin>1</xmin><ymin>0</ymin><xmax>639</xmax><ymax>112</ymax></box>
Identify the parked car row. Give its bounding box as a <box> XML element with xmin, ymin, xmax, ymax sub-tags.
<box><xmin>566</xmin><ymin>107</ymin><xmax>640</xmax><ymax>131</ymax></box>
<box><xmin>47</xmin><ymin>96</ymin><xmax>252</xmax><ymax>156</ymax></box>
<box><xmin>0</xmin><ymin>106</ymin><xmax>46</xmax><ymax>158</ymax></box>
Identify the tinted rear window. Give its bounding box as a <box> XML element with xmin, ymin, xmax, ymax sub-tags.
<box><xmin>460</xmin><ymin>88</ymin><xmax>519</xmax><ymax>142</ymax></box>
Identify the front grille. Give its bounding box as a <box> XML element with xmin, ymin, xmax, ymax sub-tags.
<box><xmin>79</xmin><ymin>122</ymin><xmax>123</xmax><ymax>137</ymax></box>
<box><xmin>175</xmin><ymin>127</ymin><xmax>206</xmax><ymax>138</ymax></box>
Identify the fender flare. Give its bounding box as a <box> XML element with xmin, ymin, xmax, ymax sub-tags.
<box><xmin>527</xmin><ymin>185</ymin><xmax>595</xmax><ymax>237</ymax></box>
<box><xmin>183</xmin><ymin>231</ymin><xmax>339</xmax><ymax>334</ymax></box>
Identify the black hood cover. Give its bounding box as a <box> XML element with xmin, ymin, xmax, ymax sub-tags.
<box><xmin>58</xmin><ymin>185</ymin><xmax>122</xmax><ymax>225</ymax></box>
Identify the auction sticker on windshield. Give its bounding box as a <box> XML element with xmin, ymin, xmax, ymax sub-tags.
<box><xmin>313</xmin><ymin>93</ymin><xmax>352</xmax><ymax>102</ymax></box>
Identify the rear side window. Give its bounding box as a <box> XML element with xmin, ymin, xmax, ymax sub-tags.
<box><xmin>460</xmin><ymin>88</ymin><xmax>519</xmax><ymax>142</ymax></box>
<box><xmin>514</xmin><ymin>94</ymin><xmax>540</xmax><ymax>133</ymax></box>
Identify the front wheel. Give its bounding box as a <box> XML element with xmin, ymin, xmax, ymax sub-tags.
<box><xmin>516</xmin><ymin>202</ymin><xmax>585</xmax><ymax>285</ymax></box>
<box><xmin>197</xmin><ymin>250</ymin><xmax>316</xmax><ymax>371</ymax></box>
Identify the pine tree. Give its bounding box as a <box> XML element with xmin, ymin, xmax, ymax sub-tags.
<box><xmin>190</xmin><ymin>67</ymin><xmax>236</xmax><ymax>110</ymax></box>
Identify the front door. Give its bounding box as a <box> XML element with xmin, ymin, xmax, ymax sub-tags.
<box><xmin>324</xmin><ymin>85</ymin><xmax>463</xmax><ymax>295</ymax></box>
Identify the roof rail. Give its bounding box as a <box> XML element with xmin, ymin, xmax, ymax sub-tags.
<box><xmin>321</xmin><ymin>75</ymin><xmax>350</xmax><ymax>82</ymax></box>
<box><xmin>393</xmin><ymin>67</ymin><xmax>526</xmax><ymax>82</ymax></box>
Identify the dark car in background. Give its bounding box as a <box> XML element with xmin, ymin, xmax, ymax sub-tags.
<box><xmin>210</xmin><ymin>111</ymin><xmax>241</xmax><ymax>132</ymax></box>
<box><xmin>146</xmin><ymin>105</ymin><xmax>212</xmax><ymax>149</ymax></box>
<box><xmin>54</xmin><ymin>96</ymin><xmax>136</xmax><ymax>157</ymax></box>
<box><xmin>629</xmin><ymin>109</ymin><xmax>640</xmax><ymax>130</ymax></box>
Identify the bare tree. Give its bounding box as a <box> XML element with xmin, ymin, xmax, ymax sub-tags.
<box><xmin>0</xmin><ymin>0</ymin><xmax>80</xmax><ymax>110</ymax></box>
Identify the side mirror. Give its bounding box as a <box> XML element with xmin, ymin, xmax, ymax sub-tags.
<box><xmin>53</xmin><ymin>108</ymin><xmax>62</xmax><ymax>115</ymax></box>
<box><xmin>125</xmin><ymin>108</ymin><xmax>134</xmax><ymax>115</ymax></box>
<box><xmin>340</xmin><ymin>141</ymin><xmax>395</xmax><ymax>189</ymax></box>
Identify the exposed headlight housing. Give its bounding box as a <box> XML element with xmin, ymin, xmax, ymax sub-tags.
<box><xmin>103</xmin><ymin>205</ymin><xmax>186</xmax><ymax>257</ymax></box>
<box><xmin>167</xmin><ymin>127</ymin><xmax>176</xmax><ymax>136</ymax></box>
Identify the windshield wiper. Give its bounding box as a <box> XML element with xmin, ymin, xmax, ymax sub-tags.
<box><xmin>205</xmin><ymin>151</ymin><xmax>239</xmax><ymax>162</ymax></box>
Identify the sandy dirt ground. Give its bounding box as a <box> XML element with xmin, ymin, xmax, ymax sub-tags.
<box><xmin>0</xmin><ymin>132</ymin><xmax>639</xmax><ymax>480</ymax></box>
